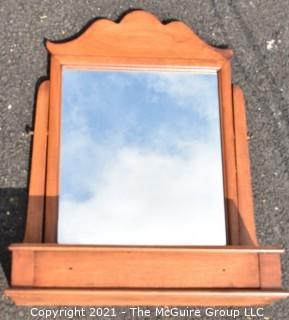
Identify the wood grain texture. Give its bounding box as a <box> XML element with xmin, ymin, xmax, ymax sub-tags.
<box><xmin>259</xmin><ymin>253</ymin><xmax>282</xmax><ymax>289</ymax></box>
<box><xmin>7</xmin><ymin>245</ymin><xmax>287</xmax><ymax>305</ymax></box>
<box><xmin>218</xmin><ymin>63</ymin><xmax>239</xmax><ymax>245</ymax></box>
<box><xmin>9</xmin><ymin>243</ymin><xmax>284</xmax><ymax>253</ymax></box>
<box><xmin>24</xmin><ymin>81</ymin><xmax>49</xmax><ymax>243</ymax></box>
<box><xmin>46</xmin><ymin>10</ymin><xmax>232</xmax><ymax>62</ymax></box>
<box><xmin>44</xmin><ymin>56</ymin><xmax>61</xmax><ymax>243</ymax></box>
<box><xmin>11</xmin><ymin>250</ymin><xmax>34</xmax><ymax>286</ymax></box>
<box><xmin>9</xmin><ymin>245</ymin><xmax>283</xmax><ymax>289</ymax></box>
<box><xmin>233</xmin><ymin>85</ymin><xmax>258</xmax><ymax>245</ymax></box>
<box><xmin>34</xmin><ymin>251</ymin><xmax>259</xmax><ymax>288</ymax></box>
<box><xmin>5</xmin><ymin>288</ymin><xmax>289</xmax><ymax>306</ymax></box>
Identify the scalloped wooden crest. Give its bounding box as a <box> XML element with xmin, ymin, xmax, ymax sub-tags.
<box><xmin>46</xmin><ymin>10</ymin><xmax>232</xmax><ymax>62</ymax></box>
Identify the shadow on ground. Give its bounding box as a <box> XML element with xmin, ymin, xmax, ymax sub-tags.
<box><xmin>0</xmin><ymin>188</ymin><xmax>27</xmax><ymax>280</ymax></box>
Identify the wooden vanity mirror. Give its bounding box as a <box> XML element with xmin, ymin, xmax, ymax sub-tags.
<box><xmin>5</xmin><ymin>10</ymin><xmax>288</xmax><ymax>306</ymax></box>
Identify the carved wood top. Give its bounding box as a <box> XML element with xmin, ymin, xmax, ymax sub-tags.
<box><xmin>46</xmin><ymin>10</ymin><xmax>232</xmax><ymax>65</ymax></box>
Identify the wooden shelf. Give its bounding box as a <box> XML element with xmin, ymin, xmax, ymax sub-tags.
<box><xmin>5</xmin><ymin>244</ymin><xmax>289</xmax><ymax>306</ymax></box>
<box><xmin>5</xmin><ymin>288</ymin><xmax>289</xmax><ymax>306</ymax></box>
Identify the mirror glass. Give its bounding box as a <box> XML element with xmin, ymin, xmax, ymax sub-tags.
<box><xmin>58</xmin><ymin>68</ymin><xmax>226</xmax><ymax>245</ymax></box>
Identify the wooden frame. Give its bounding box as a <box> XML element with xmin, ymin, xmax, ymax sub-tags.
<box><xmin>5</xmin><ymin>10</ymin><xmax>288</xmax><ymax>306</ymax></box>
<box><xmin>44</xmin><ymin>13</ymin><xmax>238</xmax><ymax>244</ymax></box>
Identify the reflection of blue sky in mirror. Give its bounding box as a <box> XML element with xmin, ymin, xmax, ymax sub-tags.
<box><xmin>59</xmin><ymin>69</ymin><xmax>226</xmax><ymax>245</ymax></box>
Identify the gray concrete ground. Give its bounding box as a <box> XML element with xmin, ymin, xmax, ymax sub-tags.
<box><xmin>1</xmin><ymin>0</ymin><xmax>289</xmax><ymax>319</ymax></box>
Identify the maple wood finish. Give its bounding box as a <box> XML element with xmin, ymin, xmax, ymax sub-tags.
<box><xmin>233</xmin><ymin>85</ymin><xmax>258</xmax><ymax>245</ymax></box>
<box><xmin>44</xmin><ymin>11</ymin><xmax>237</xmax><ymax>244</ymax></box>
<box><xmin>6</xmin><ymin>289</ymin><xmax>289</xmax><ymax>307</ymax></box>
<box><xmin>5</xmin><ymin>10</ymin><xmax>288</xmax><ymax>306</ymax></box>
<box><xmin>9</xmin><ymin>245</ymin><xmax>282</xmax><ymax>289</ymax></box>
<box><xmin>24</xmin><ymin>81</ymin><xmax>49</xmax><ymax>243</ymax></box>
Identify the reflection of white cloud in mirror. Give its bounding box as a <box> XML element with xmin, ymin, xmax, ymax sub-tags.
<box><xmin>146</xmin><ymin>72</ymin><xmax>219</xmax><ymax>121</ymax></box>
<box><xmin>58</xmin><ymin>69</ymin><xmax>226</xmax><ymax>245</ymax></box>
